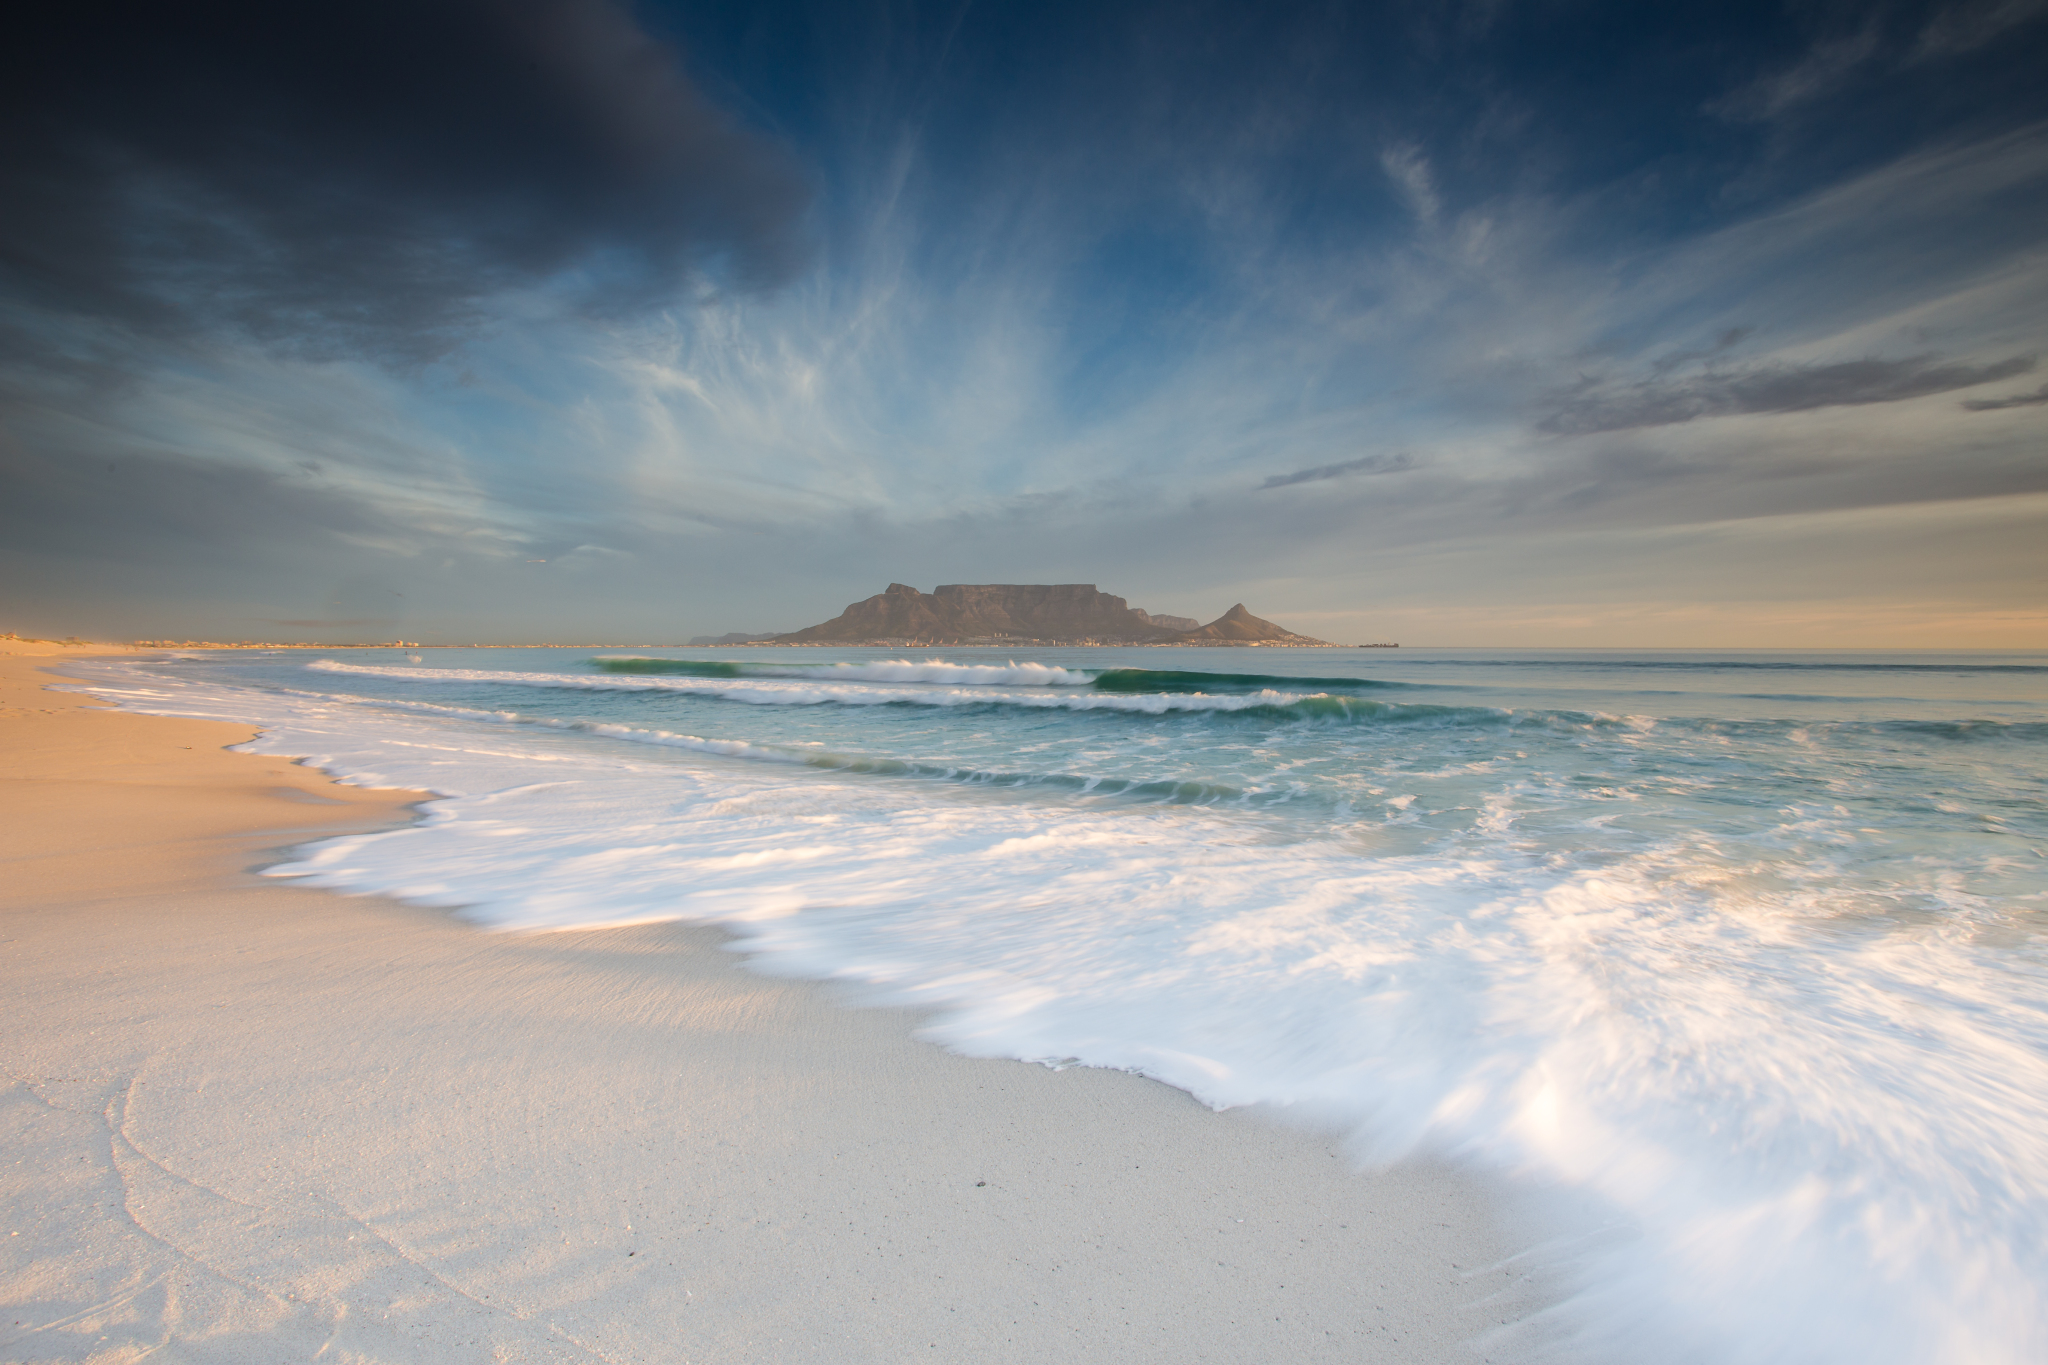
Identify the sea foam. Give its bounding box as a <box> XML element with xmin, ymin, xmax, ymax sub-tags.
<box><xmin>65</xmin><ymin>651</ymin><xmax>2048</xmax><ymax>1365</ymax></box>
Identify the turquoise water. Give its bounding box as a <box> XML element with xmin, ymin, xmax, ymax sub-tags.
<box><xmin>70</xmin><ymin>646</ymin><xmax>2048</xmax><ymax>1365</ymax></box>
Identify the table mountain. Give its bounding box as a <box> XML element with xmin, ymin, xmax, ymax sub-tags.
<box><xmin>772</xmin><ymin>584</ymin><xmax>1331</xmax><ymax>645</ymax></box>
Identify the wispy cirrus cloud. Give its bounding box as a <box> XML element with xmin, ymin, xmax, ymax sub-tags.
<box><xmin>1961</xmin><ymin>382</ymin><xmax>2048</xmax><ymax>409</ymax></box>
<box><xmin>1540</xmin><ymin>355</ymin><xmax>2036</xmax><ymax>434</ymax></box>
<box><xmin>1259</xmin><ymin>453</ymin><xmax>1414</xmax><ymax>490</ymax></box>
<box><xmin>1709</xmin><ymin>25</ymin><xmax>1882</xmax><ymax>121</ymax></box>
<box><xmin>1911</xmin><ymin>0</ymin><xmax>2048</xmax><ymax>60</ymax></box>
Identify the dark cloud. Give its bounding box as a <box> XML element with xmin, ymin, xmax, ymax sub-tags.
<box><xmin>1649</xmin><ymin>326</ymin><xmax>1755</xmax><ymax>375</ymax></box>
<box><xmin>0</xmin><ymin>0</ymin><xmax>813</xmax><ymax>363</ymax></box>
<box><xmin>1258</xmin><ymin>452</ymin><xmax>1413</xmax><ymax>490</ymax></box>
<box><xmin>1540</xmin><ymin>355</ymin><xmax>2035</xmax><ymax>435</ymax></box>
<box><xmin>1961</xmin><ymin>382</ymin><xmax>2048</xmax><ymax>409</ymax></box>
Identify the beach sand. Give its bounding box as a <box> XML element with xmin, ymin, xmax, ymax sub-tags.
<box><xmin>2</xmin><ymin>644</ymin><xmax>1556</xmax><ymax>1363</ymax></box>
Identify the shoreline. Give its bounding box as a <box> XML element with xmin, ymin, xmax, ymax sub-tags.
<box><xmin>2</xmin><ymin>644</ymin><xmax>1555</xmax><ymax>1363</ymax></box>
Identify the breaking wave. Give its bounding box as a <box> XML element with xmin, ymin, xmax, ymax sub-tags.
<box><xmin>63</xmin><ymin>647</ymin><xmax>2048</xmax><ymax>1365</ymax></box>
<box><xmin>591</xmin><ymin>656</ymin><xmax>1402</xmax><ymax>694</ymax></box>
<box><xmin>592</xmin><ymin>657</ymin><xmax>1101</xmax><ymax>686</ymax></box>
<box><xmin>308</xmin><ymin>659</ymin><xmax>1482</xmax><ymax>723</ymax></box>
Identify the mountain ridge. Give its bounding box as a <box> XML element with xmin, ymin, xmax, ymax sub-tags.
<box><xmin>770</xmin><ymin>583</ymin><xmax>1333</xmax><ymax>646</ymax></box>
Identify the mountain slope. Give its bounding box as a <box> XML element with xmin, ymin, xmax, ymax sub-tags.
<box><xmin>777</xmin><ymin>583</ymin><xmax>1179</xmax><ymax>643</ymax></box>
<box><xmin>1178</xmin><ymin>603</ymin><xmax>1331</xmax><ymax>645</ymax></box>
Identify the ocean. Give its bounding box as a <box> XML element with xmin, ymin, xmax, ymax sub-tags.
<box><xmin>65</xmin><ymin>645</ymin><xmax>2048</xmax><ymax>1364</ymax></box>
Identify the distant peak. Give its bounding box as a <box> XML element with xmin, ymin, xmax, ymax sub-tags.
<box><xmin>1178</xmin><ymin>602</ymin><xmax>1329</xmax><ymax>645</ymax></box>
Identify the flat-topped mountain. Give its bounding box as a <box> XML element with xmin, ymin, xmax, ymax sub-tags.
<box><xmin>772</xmin><ymin>583</ymin><xmax>1332</xmax><ymax>646</ymax></box>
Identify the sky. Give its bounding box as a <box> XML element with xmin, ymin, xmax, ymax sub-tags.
<box><xmin>3</xmin><ymin>0</ymin><xmax>2045</xmax><ymax>647</ymax></box>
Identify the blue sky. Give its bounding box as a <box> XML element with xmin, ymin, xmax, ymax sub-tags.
<box><xmin>3</xmin><ymin>0</ymin><xmax>2045</xmax><ymax>644</ymax></box>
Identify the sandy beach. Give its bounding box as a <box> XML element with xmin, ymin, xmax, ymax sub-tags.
<box><xmin>2</xmin><ymin>643</ymin><xmax>1554</xmax><ymax>1364</ymax></box>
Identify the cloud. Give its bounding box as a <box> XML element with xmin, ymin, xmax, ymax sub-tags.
<box><xmin>1540</xmin><ymin>355</ymin><xmax>2036</xmax><ymax>435</ymax></box>
<box><xmin>1258</xmin><ymin>452</ymin><xmax>1414</xmax><ymax>490</ymax></box>
<box><xmin>1709</xmin><ymin>25</ymin><xmax>1882</xmax><ymax>121</ymax></box>
<box><xmin>1710</xmin><ymin>4</ymin><xmax>2048</xmax><ymax>124</ymax></box>
<box><xmin>1961</xmin><ymin>382</ymin><xmax>2048</xmax><ymax>409</ymax></box>
<box><xmin>1912</xmin><ymin>0</ymin><xmax>2048</xmax><ymax>60</ymax></box>
<box><xmin>1379</xmin><ymin>145</ymin><xmax>1441</xmax><ymax>225</ymax></box>
<box><xmin>0</xmin><ymin>0</ymin><xmax>813</xmax><ymax>364</ymax></box>
<box><xmin>5</xmin><ymin>6</ymin><xmax>2045</xmax><ymax>646</ymax></box>
<box><xmin>0</xmin><ymin>430</ymin><xmax>439</xmax><ymax>570</ymax></box>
